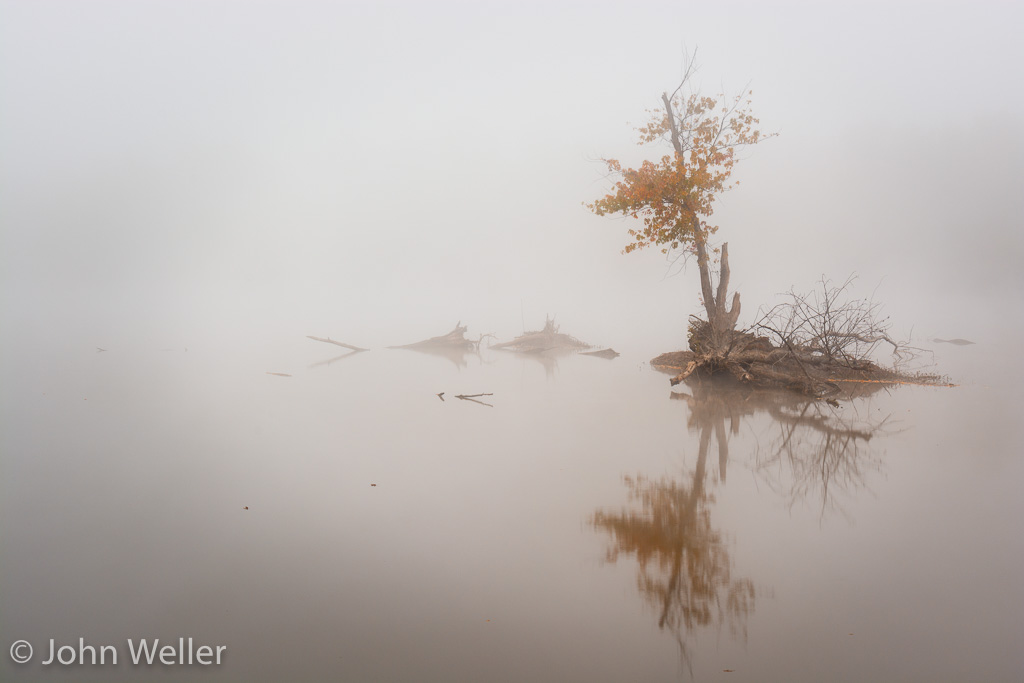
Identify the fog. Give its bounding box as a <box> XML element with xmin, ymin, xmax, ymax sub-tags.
<box><xmin>2</xmin><ymin>1</ymin><xmax>1021</xmax><ymax>356</ymax></box>
<box><xmin>3</xmin><ymin>4</ymin><xmax>1024</xmax><ymax>680</ymax></box>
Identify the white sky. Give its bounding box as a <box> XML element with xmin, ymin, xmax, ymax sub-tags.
<box><xmin>2</xmin><ymin>0</ymin><xmax>1022</xmax><ymax>351</ymax></box>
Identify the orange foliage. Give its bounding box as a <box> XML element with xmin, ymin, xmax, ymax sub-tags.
<box><xmin>587</xmin><ymin>89</ymin><xmax>769</xmax><ymax>257</ymax></box>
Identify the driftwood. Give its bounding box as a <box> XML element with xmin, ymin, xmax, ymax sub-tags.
<box><xmin>307</xmin><ymin>336</ymin><xmax>369</xmax><ymax>352</ymax></box>
<box><xmin>392</xmin><ymin>323</ymin><xmax>492</xmax><ymax>351</ymax></box>
<box><xmin>393</xmin><ymin>323</ymin><xmax>473</xmax><ymax>349</ymax></box>
<box><xmin>491</xmin><ymin>316</ymin><xmax>590</xmax><ymax>352</ymax></box>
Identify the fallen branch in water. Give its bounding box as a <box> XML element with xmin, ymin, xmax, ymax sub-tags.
<box><xmin>306</xmin><ymin>336</ymin><xmax>369</xmax><ymax>352</ymax></box>
<box><xmin>392</xmin><ymin>323</ymin><xmax>475</xmax><ymax>349</ymax></box>
<box><xmin>669</xmin><ymin>361</ymin><xmax>697</xmax><ymax>386</ymax></box>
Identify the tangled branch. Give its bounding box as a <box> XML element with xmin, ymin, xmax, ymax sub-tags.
<box><xmin>753</xmin><ymin>276</ymin><xmax>915</xmax><ymax>368</ymax></box>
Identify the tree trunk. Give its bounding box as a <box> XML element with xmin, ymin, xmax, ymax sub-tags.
<box><xmin>692</xmin><ymin>225</ymin><xmax>741</xmax><ymax>349</ymax></box>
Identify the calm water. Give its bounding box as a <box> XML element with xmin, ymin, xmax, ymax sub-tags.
<box><xmin>1</xmin><ymin>331</ymin><xmax>1021</xmax><ymax>682</ymax></box>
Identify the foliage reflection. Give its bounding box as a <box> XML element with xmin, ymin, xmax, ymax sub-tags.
<box><xmin>593</xmin><ymin>376</ymin><xmax>894</xmax><ymax>669</ymax></box>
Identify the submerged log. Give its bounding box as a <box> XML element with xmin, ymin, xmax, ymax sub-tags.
<box><xmin>491</xmin><ymin>316</ymin><xmax>591</xmax><ymax>352</ymax></box>
<box><xmin>392</xmin><ymin>322</ymin><xmax>483</xmax><ymax>350</ymax></box>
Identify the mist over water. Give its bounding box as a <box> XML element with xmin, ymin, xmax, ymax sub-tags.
<box><xmin>2</xmin><ymin>1</ymin><xmax>1022</xmax><ymax>681</ymax></box>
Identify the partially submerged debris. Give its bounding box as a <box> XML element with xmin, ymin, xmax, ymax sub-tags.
<box><xmin>392</xmin><ymin>322</ymin><xmax>492</xmax><ymax>351</ymax></box>
<box><xmin>491</xmin><ymin>316</ymin><xmax>590</xmax><ymax>353</ymax></box>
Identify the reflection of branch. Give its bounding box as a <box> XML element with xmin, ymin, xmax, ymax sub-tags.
<box><xmin>672</xmin><ymin>376</ymin><xmax>896</xmax><ymax>517</ymax></box>
<box><xmin>752</xmin><ymin>400</ymin><xmax>895</xmax><ymax>517</ymax></box>
<box><xmin>391</xmin><ymin>344</ymin><xmax>475</xmax><ymax>370</ymax></box>
<box><xmin>455</xmin><ymin>393</ymin><xmax>494</xmax><ymax>407</ymax></box>
<box><xmin>308</xmin><ymin>351</ymin><xmax>364</xmax><ymax>369</ymax></box>
<box><xmin>765</xmin><ymin>402</ymin><xmax>875</xmax><ymax>442</ymax></box>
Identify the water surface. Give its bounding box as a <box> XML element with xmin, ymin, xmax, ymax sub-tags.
<box><xmin>1</xmin><ymin>333</ymin><xmax>1021</xmax><ymax>681</ymax></box>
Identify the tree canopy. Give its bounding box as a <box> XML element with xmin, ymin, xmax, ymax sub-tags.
<box><xmin>587</xmin><ymin>75</ymin><xmax>766</xmax><ymax>257</ymax></box>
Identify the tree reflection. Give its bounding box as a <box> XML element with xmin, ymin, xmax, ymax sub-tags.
<box><xmin>592</xmin><ymin>429</ymin><xmax>755</xmax><ymax>670</ymax></box>
<box><xmin>670</xmin><ymin>376</ymin><xmax>894</xmax><ymax>516</ymax></box>
<box><xmin>593</xmin><ymin>376</ymin><xmax>895</xmax><ymax>669</ymax></box>
<box><xmin>752</xmin><ymin>399</ymin><xmax>887</xmax><ymax>517</ymax></box>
